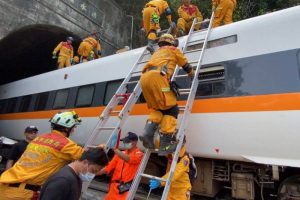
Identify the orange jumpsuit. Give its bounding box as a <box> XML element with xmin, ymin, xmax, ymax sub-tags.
<box><xmin>78</xmin><ymin>36</ymin><xmax>102</xmax><ymax>62</ymax></box>
<box><xmin>161</xmin><ymin>147</ymin><xmax>191</xmax><ymax>200</ymax></box>
<box><xmin>143</xmin><ymin>0</ymin><xmax>172</xmax><ymax>41</ymax></box>
<box><xmin>212</xmin><ymin>0</ymin><xmax>236</xmax><ymax>27</ymax></box>
<box><xmin>177</xmin><ymin>4</ymin><xmax>203</xmax><ymax>33</ymax></box>
<box><xmin>53</xmin><ymin>42</ymin><xmax>74</xmax><ymax>69</ymax></box>
<box><xmin>104</xmin><ymin>147</ymin><xmax>144</xmax><ymax>200</ymax></box>
<box><xmin>0</xmin><ymin>130</ymin><xmax>84</xmax><ymax>200</ymax></box>
<box><xmin>141</xmin><ymin>46</ymin><xmax>189</xmax><ymax>135</ymax></box>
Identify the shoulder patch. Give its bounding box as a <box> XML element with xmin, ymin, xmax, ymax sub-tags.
<box><xmin>183</xmin><ymin>158</ymin><xmax>189</xmax><ymax>166</ymax></box>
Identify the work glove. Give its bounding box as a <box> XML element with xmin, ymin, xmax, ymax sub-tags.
<box><xmin>188</xmin><ymin>68</ymin><xmax>195</xmax><ymax>78</ymax></box>
<box><xmin>149</xmin><ymin>179</ymin><xmax>160</xmax><ymax>190</ymax></box>
<box><xmin>170</xmin><ymin>21</ymin><xmax>176</xmax><ymax>29</ymax></box>
<box><xmin>52</xmin><ymin>52</ymin><xmax>57</xmax><ymax>59</ymax></box>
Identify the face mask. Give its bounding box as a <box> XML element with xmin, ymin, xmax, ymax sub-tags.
<box><xmin>79</xmin><ymin>172</ymin><xmax>95</xmax><ymax>182</ymax></box>
<box><xmin>123</xmin><ymin>142</ymin><xmax>133</xmax><ymax>150</ymax></box>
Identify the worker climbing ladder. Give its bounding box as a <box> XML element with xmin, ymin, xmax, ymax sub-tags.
<box><xmin>127</xmin><ymin>11</ymin><xmax>215</xmax><ymax>200</ymax></box>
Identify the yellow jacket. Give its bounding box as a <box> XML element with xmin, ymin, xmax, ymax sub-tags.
<box><xmin>161</xmin><ymin>147</ymin><xmax>191</xmax><ymax>190</ymax></box>
<box><xmin>78</xmin><ymin>36</ymin><xmax>101</xmax><ymax>57</ymax></box>
<box><xmin>146</xmin><ymin>0</ymin><xmax>172</xmax><ymax>23</ymax></box>
<box><xmin>142</xmin><ymin>46</ymin><xmax>188</xmax><ymax>79</ymax></box>
<box><xmin>53</xmin><ymin>42</ymin><xmax>74</xmax><ymax>58</ymax></box>
<box><xmin>212</xmin><ymin>0</ymin><xmax>237</xmax><ymax>8</ymax></box>
<box><xmin>0</xmin><ymin>130</ymin><xmax>84</xmax><ymax>186</ymax></box>
<box><xmin>178</xmin><ymin>4</ymin><xmax>203</xmax><ymax>22</ymax></box>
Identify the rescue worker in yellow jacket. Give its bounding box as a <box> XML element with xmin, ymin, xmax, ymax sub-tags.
<box><xmin>52</xmin><ymin>37</ymin><xmax>74</xmax><ymax>69</ymax></box>
<box><xmin>212</xmin><ymin>0</ymin><xmax>236</xmax><ymax>27</ymax></box>
<box><xmin>177</xmin><ymin>0</ymin><xmax>203</xmax><ymax>37</ymax></box>
<box><xmin>0</xmin><ymin>111</ymin><xmax>84</xmax><ymax>200</ymax></box>
<box><xmin>149</xmin><ymin>138</ymin><xmax>191</xmax><ymax>200</ymax></box>
<box><xmin>139</xmin><ymin>34</ymin><xmax>194</xmax><ymax>155</ymax></box>
<box><xmin>78</xmin><ymin>35</ymin><xmax>102</xmax><ymax>63</ymax></box>
<box><xmin>142</xmin><ymin>0</ymin><xmax>176</xmax><ymax>53</ymax></box>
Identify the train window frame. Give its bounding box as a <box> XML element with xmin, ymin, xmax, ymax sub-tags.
<box><xmin>104</xmin><ymin>79</ymin><xmax>124</xmax><ymax>105</ymax></box>
<box><xmin>53</xmin><ymin>89</ymin><xmax>69</xmax><ymax>109</ymax></box>
<box><xmin>196</xmin><ymin>65</ymin><xmax>226</xmax><ymax>98</ymax></box>
<box><xmin>35</xmin><ymin>92</ymin><xmax>50</xmax><ymax>111</ymax></box>
<box><xmin>19</xmin><ymin>95</ymin><xmax>32</xmax><ymax>112</ymax></box>
<box><xmin>187</xmin><ymin>35</ymin><xmax>237</xmax><ymax>51</ymax></box>
<box><xmin>6</xmin><ymin>98</ymin><xmax>18</xmax><ymax>113</ymax></box>
<box><xmin>0</xmin><ymin>99</ymin><xmax>7</xmax><ymax>114</ymax></box>
<box><xmin>75</xmin><ymin>84</ymin><xmax>96</xmax><ymax>107</ymax></box>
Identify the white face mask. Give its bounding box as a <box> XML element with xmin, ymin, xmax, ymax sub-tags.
<box><xmin>123</xmin><ymin>142</ymin><xmax>133</xmax><ymax>150</ymax></box>
<box><xmin>79</xmin><ymin>172</ymin><xmax>95</xmax><ymax>182</ymax></box>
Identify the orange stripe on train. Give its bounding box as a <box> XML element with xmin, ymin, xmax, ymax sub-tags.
<box><xmin>1</xmin><ymin>93</ymin><xmax>300</xmax><ymax>120</ymax></box>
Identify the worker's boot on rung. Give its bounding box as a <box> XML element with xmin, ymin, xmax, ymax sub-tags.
<box><xmin>146</xmin><ymin>40</ymin><xmax>155</xmax><ymax>55</ymax></box>
<box><xmin>158</xmin><ymin>134</ymin><xmax>177</xmax><ymax>156</ymax></box>
<box><xmin>139</xmin><ymin>121</ymin><xmax>158</xmax><ymax>149</ymax></box>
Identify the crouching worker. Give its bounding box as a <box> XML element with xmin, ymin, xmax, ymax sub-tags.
<box><xmin>149</xmin><ymin>137</ymin><xmax>192</xmax><ymax>200</ymax></box>
<box><xmin>97</xmin><ymin>132</ymin><xmax>144</xmax><ymax>200</ymax></box>
<box><xmin>39</xmin><ymin>147</ymin><xmax>108</xmax><ymax>200</ymax></box>
<box><xmin>139</xmin><ymin>33</ymin><xmax>194</xmax><ymax>155</ymax></box>
<box><xmin>0</xmin><ymin>111</ymin><xmax>84</xmax><ymax>200</ymax></box>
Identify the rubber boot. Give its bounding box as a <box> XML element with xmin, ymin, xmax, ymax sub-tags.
<box><xmin>146</xmin><ymin>40</ymin><xmax>155</xmax><ymax>55</ymax></box>
<box><xmin>139</xmin><ymin>121</ymin><xmax>158</xmax><ymax>149</ymax></box>
<box><xmin>158</xmin><ymin>134</ymin><xmax>177</xmax><ymax>156</ymax></box>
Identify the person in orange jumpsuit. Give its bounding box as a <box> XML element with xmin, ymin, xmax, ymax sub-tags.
<box><xmin>139</xmin><ymin>34</ymin><xmax>194</xmax><ymax>156</ymax></box>
<box><xmin>98</xmin><ymin>132</ymin><xmax>144</xmax><ymax>200</ymax></box>
<box><xmin>53</xmin><ymin>37</ymin><xmax>74</xmax><ymax>69</ymax></box>
<box><xmin>177</xmin><ymin>0</ymin><xmax>203</xmax><ymax>37</ymax></box>
<box><xmin>212</xmin><ymin>0</ymin><xmax>236</xmax><ymax>27</ymax></box>
<box><xmin>149</xmin><ymin>137</ymin><xmax>191</xmax><ymax>200</ymax></box>
<box><xmin>78</xmin><ymin>35</ymin><xmax>102</xmax><ymax>63</ymax></box>
<box><xmin>0</xmin><ymin>111</ymin><xmax>84</xmax><ymax>200</ymax></box>
<box><xmin>142</xmin><ymin>0</ymin><xmax>176</xmax><ymax>53</ymax></box>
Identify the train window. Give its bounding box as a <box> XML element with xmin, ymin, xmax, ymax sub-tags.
<box><xmin>207</xmin><ymin>35</ymin><xmax>237</xmax><ymax>49</ymax></box>
<box><xmin>35</xmin><ymin>92</ymin><xmax>49</xmax><ymax>111</ymax></box>
<box><xmin>6</xmin><ymin>98</ymin><xmax>18</xmax><ymax>113</ymax></box>
<box><xmin>0</xmin><ymin>100</ymin><xmax>7</xmax><ymax>114</ymax></box>
<box><xmin>104</xmin><ymin>79</ymin><xmax>123</xmax><ymax>105</ymax></box>
<box><xmin>75</xmin><ymin>85</ymin><xmax>95</xmax><ymax>107</ymax></box>
<box><xmin>19</xmin><ymin>95</ymin><xmax>32</xmax><ymax>112</ymax></box>
<box><xmin>196</xmin><ymin>66</ymin><xmax>225</xmax><ymax>97</ymax></box>
<box><xmin>53</xmin><ymin>89</ymin><xmax>69</xmax><ymax>109</ymax></box>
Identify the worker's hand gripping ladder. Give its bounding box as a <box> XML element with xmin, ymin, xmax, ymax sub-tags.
<box><xmin>84</xmin><ymin>48</ymin><xmax>152</xmax><ymax>151</ymax></box>
<box><xmin>127</xmin><ymin>11</ymin><xmax>215</xmax><ymax>200</ymax></box>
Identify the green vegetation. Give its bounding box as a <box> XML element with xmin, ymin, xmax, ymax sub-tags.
<box><xmin>115</xmin><ymin>0</ymin><xmax>300</xmax><ymax>48</ymax></box>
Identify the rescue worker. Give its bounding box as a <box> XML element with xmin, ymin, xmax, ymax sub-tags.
<box><xmin>177</xmin><ymin>0</ymin><xmax>203</xmax><ymax>37</ymax></box>
<box><xmin>39</xmin><ymin>147</ymin><xmax>108</xmax><ymax>200</ymax></box>
<box><xmin>149</xmin><ymin>137</ymin><xmax>191</xmax><ymax>200</ymax></box>
<box><xmin>5</xmin><ymin>126</ymin><xmax>38</xmax><ymax>170</ymax></box>
<box><xmin>77</xmin><ymin>35</ymin><xmax>102</xmax><ymax>63</ymax></box>
<box><xmin>52</xmin><ymin>37</ymin><xmax>74</xmax><ymax>69</ymax></box>
<box><xmin>0</xmin><ymin>111</ymin><xmax>84</xmax><ymax>200</ymax></box>
<box><xmin>139</xmin><ymin>33</ymin><xmax>194</xmax><ymax>155</ymax></box>
<box><xmin>97</xmin><ymin>132</ymin><xmax>144</xmax><ymax>200</ymax></box>
<box><xmin>142</xmin><ymin>0</ymin><xmax>176</xmax><ymax>53</ymax></box>
<box><xmin>212</xmin><ymin>0</ymin><xmax>236</xmax><ymax>28</ymax></box>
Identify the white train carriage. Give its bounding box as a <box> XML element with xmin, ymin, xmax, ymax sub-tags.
<box><xmin>1</xmin><ymin>5</ymin><xmax>300</xmax><ymax>199</ymax></box>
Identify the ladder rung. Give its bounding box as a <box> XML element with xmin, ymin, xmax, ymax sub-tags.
<box><xmin>110</xmin><ymin>110</ymin><xmax>121</xmax><ymax>114</ymax></box>
<box><xmin>98</xmin><ymin>127</ymin><xmax>116</xmax><ymax>130</ymax></box>
<box><xmin>141</xmin><ymin>174</ymin><xmax>167</xmax><ymax>182</ymax></box>
<box><xmin>138</xmin><ymin>60</ymin><xmax>149</xmax><ymax>65</ymax></box>
<box><xmin>174</xmin><ymin>74</ymin><xmax>188</xmax><ymax>78</ymax></box>
<box><xmin>131</xmin><ymin>70</ymin><xmax>142</xmax><ymax>74</ymax></box>
<box><xmin>187</xmin><ymin>38</ymin><xmax>204</xmax><ymax>44</ymax></box>
<box><xmin>178</xmin><ymin>106</ymin><xmax>186</xmax><ymax>111</ymax></box>
<box><xmin>123</xmin><ymin>80</ymin><xmax>139</xmax><ymax>85</ymax></box>
<box><xmin>194</xmin><ymin>19</ymin><xmax>210</xmax><ymax>25</ymax></box>
<box><xmin>179</xmin><ymin>88</ymin><xmax>191</xmax><ymax>92</ymax></box>
<box><xmin>185</xmin><ymin>48</ymin><xmax>202</xmax><ymax>54</ymax></box>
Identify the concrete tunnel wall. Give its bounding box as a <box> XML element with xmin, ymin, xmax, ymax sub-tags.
<box><xmin>0</xmin><ymin>0</ymin><xmax>131</xmax><ymax>84</ymax></box>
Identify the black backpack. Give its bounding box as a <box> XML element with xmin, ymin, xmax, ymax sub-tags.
<box><xmin>179</xmin><ymin>153</ymin><xmax>198</xmax><ymax>185</ymax></box>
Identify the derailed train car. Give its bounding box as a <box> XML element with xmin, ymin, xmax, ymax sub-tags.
<box><xmin>1</xmin><ymin>5</ymin><xmax>300</xmax><ymax>199</ymax></box>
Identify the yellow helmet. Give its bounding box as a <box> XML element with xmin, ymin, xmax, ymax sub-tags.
<box><xmin>158</xmin><ymin>33</ymin><xmax>175</xmax><ymax>46</ymax></box>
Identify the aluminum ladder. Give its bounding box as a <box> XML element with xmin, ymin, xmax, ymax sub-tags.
<box><xmin>127</xmin><ymin>11</ymin><xmax>215</xmax><ymax>200</ymax></box>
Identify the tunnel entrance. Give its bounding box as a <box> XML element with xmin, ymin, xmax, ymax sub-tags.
<box><xmin>0</xmin><ymin>24</ymin><xmax>81</xmax><ymax>85</ymax></box>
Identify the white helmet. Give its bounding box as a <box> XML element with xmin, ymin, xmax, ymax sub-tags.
<box><xmin>50</xmin><ymin>111</ymin><xmax>81</xmax><ymax>128</ymax></box>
